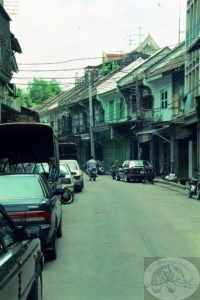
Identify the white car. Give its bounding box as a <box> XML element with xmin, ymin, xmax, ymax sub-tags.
<box><xmin>60</xmin><ymin>159</ymin><xmax>84</xmax><ymax>192</ymax></box>
<box><xmin>59</xmin><ymin>163</ymin><xmax>75</xmax><ymax>193</ymax></box>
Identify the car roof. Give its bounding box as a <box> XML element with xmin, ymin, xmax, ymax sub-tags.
<box><xmin>60</xmin><ymin>159</ymin><xmax>79</xmax><ymax>165</ymax></box>
<box><xmin>0</xmin><ymin>173</ymin><xmax>41</xmax><ymax>178</ymax></box>
<box><xmin>60</xmin><ymin>159</ymin><xmax>78</xmax><ymax>163</ymax></box>
<box><xmin>60</xmin><ymin>162</ymin><xmax>71</xmax><ymax>169</ymax></box>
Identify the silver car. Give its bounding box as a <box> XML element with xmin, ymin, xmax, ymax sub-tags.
<box><xmin>59</xmin><ymin>163</ymin><xmax>75</xmax><ymax>192</ymax></box>
<box><xmin>60</xmin><ymin>159</ymin><xmax>84</xmax><ymax>192</ymax></box>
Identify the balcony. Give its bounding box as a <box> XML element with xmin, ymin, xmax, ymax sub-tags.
<box><xmin>186</xmin><ymin>16</ymin><xmax>200</xmax><ymax>51</ymax></box>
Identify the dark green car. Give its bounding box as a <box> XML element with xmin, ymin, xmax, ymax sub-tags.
<box><xmin>0</xmin><ymin>204</ymin><xmax>44</xmax><ymax>300</ymax></box>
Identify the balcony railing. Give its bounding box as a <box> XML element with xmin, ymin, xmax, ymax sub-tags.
<box><xmin>186</xmin><ymin>16</ymin><xmax>200</xmax><ymax>49</ymax></box>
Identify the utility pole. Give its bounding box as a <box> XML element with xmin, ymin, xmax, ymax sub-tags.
<box><xmin>135</xmin><ymin>75</ymin><xmax>141</xmax><ymax>159</ymax></box>
<box><xmin>88</xmin><ymin>70</ymin><xmax>95</xmax><ymax>158</ymax></box>
<box><xmin>178</xmin><ymin>0</ymin><xmax>181</xmax><ymax>44</ymax></box>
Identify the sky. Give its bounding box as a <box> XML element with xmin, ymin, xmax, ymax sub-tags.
<box><xmin>6</xmin><ymin>0</ymin><xmax>186</xmax><ymax>90</ymax></box>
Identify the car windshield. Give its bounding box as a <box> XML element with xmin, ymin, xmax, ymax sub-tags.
<box><xmin>33</xmin><ymin>163</ymin><xmax>49</xmax><ymax>173</ymax></box>
<box><xmin>129</xmin><ymin>161</ymin><xmax>145</xmax><ymax>167</ymax></box>
<box><xmin>67</xmin><ymin>161</ymin><xmax>78</xmax><ymax>170</ymax></box>
<box><xmin>0</xmin><ymin>176</ymin><xmax>43</xmax><ymax>199</ymax></box>
<box><xmin>60</xmin><ymin>164</ymin><xmax>70</xmax><ymax>175</ymax></box>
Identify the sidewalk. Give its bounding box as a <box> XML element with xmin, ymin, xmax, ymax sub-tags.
<box><xmin>154</xmin><ymin>176</ymin><xmax>189</xmax><ymax>191</ymax></box>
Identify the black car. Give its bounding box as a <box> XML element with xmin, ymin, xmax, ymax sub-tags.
<box><xmin>0</xmin><ymin>173</ymin><xmax>63</xmax><ymax>260</ymax></box>
<box><xmin>0</xmin><ymin>204</ymin><xmax>43</xmax><ymax>300</ymax></box>
<box><xmin>116</xmin><ymin>160</ymin><xmax>156</xmax><ymax>183</ymax></box>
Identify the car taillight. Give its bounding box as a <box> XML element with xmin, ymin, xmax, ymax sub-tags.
<box><xmin>61</xmin><ymin>178</ymin><xmax>71</xmax><ymax>184</ymax></box>
<box><xmin>130</xmin><ymin>168</ymin><xmax>137</xmax><ymax>173</ymax></box>
<box><xmin>73</xmin><ymin>175</ymin><xmax>80</xmax><ymax>180</ymax></box>
<box><xmin>8</xmin><ymin>211</ymin><xmax>51</xmax><ymax>222</ymax></box>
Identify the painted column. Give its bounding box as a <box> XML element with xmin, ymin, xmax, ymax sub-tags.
<box><xmin>189</xmin><ymin>140</ymin><xmax>193</xmax><ymax>178</ymax></box>
<box><xmin>198</xmin><ymin>122</ymin><xmax>200</xmax><ymax>176</ymax></box>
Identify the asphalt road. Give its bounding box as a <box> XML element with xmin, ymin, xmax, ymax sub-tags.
<box><xmin>43</xmin><ymin>175</ymin><xmax>200</xmax><ymax>300</ymax></box>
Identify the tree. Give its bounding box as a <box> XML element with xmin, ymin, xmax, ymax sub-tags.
<box><xmin>28</xmin><ymin>78</ymin><xmax>62</xmax><ymax>105</ymax></box>
<box><xmin>17</xmin><ymin>79</ymin><xmax>62</xmax><ymax>108</ymax></box>
<box><xmin>17</xmin><ymin>88</ymin><xmax>33</xmax><ymax>108</ymax></box>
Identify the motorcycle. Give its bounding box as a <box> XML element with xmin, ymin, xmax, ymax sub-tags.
<box><xmin>96</xmin><ymin>161</ymin><xmax>105</xmax><ymax>175</ymax></box>
<box><xmin>86</xmin><ymin>167</ymin><xmax>97</xmax><ymax>181</ymax></box>
<box><xmin>110</xmin><ymin>163</ymin><xmax>118</xmax><ymax>179</ymax></box>
<box><xmin>187</xmin><ymin>178</ymin><xmax>200</xmax><ymax>200</ymax></box>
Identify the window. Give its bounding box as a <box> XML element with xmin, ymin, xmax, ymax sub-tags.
<box><xmin>109</xmin><ymin>100</ymin><xmax>114</xmax><ymax>121</ymax></box>
<box><xmin>0</xmin><ymin>176</ymin><xmax>43</xmax><ymax>199</ymax></box>
<box><xmin>116</xmin><ymin>98</ymin><xmax>125</xmax><ymax>119</ymax></box>
<box><xmin>161</xmin><ymin>90</ymin><xmax>168</xmax><ymax>109</ymax></box>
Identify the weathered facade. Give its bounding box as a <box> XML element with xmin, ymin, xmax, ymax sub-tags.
<box><xmin>35</xmin><ymin>29</ymin><xmax>200</xmax><ymax>179</ymax></box>
<box><xmin>0</xmin><ymin>3</ymin><xmax>22</xmax><ymax>122</ymax></box>
<box><xmin>185</xmin><ymin>0</ymin><xmax>200</xmax><ymax>179</ymax></box>
<box><xmin>36</xmin><ymin>35</ymin><xmax>158</xmax><ymax>168</ymax></box>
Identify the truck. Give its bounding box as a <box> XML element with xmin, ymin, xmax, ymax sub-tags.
<box><xmin>59</xmin><ymin>142</ymin><xmax>78</xmax><ymax>160</ymax></box>
<box><xmin>0</xmin><ymin>122</ymin><xmax>60</xmax><ymax>188</ymax></box>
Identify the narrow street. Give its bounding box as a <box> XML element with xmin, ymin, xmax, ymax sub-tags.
<box><xmin>43</xmin><ymin>175</ymin><xmax>200</xmax><ymax>300</ymax></box>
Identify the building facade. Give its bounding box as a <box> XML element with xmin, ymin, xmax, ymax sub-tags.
<box><xmin>0</xmin><ymin>3</ymin><xmax>22</xmax><ymax>122</ymax></box>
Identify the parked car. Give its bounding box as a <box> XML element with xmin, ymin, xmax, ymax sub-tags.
<box><xmin>116</xmin><ymin>160</ymin><xmax>156</xmax><ymax>183</ymax></box>
<box><xmin>0</xmin><ymin>204</ymin><xmax>44</xmax><ymax>300</ymax></box>
<box><xmin>60</xmin><ymin>159</ymin><xmax>84</xmax><ymax>192</ymax></box>
<box><xmin>59</xmin><ymin>162</ymin><xmax>75</xmax><ymax>204</ymax></box>
<box><xmin>0</xmin><ymin>173</ymin><xmax>63</xmax><ymax>260</ymax></box>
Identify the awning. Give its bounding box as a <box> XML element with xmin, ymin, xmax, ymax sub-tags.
<box><xmin>137</xmin><ymin>126</ymin><xmax>170</xmax><ymax>143</ymax></box>
<box><xmin>137</xmin><ymin>130</ymin><xmax>154</xmax><ymax>143</ymax></box>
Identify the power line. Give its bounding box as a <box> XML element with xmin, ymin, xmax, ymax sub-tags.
<box><xmin>18</xmin><ymin>56</ymin><xmax>103</xmax><ymax>66</ymax></box>
<box><xmin>15</xmin><ymin>47</ymin><xmax>188</xmax><ymax>74</ymax></box>
<box><xmin>14</xmin><ymin>40</ymin><xmax>188</xmax><ymax>67</ymax></box>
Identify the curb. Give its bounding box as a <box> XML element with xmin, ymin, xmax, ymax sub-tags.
<box><xmin>154</xmin><ymin>178</ymin><xmax>188</xmax><ymax>191</ymax></box>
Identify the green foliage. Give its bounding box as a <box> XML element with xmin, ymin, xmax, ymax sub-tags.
<box><xmin>99</xmin><ymin>61</ymin><xmax>120</xmax><ymax>76</ymax></box>
<box><xmin>17</xmin><ymin>88</ymin><xmax>34</xmax><ymax>108</ymax></box>
<box><xmin>17</xmin><ymin>78</ymin><xmax>62</xmax><ymax>107</ymax></box>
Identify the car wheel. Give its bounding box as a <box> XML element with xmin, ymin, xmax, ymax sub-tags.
<box><xmin>60</xmin><ymin>190</ymin><xmax>74</xmax><ymax>204</ymax></box>
<box><xmin>125</xmin><ymin>175</ymin><xmax>130</xmax><ymax>182</ymax></box>
<box><xmin>77</xmin><ymin>184</ymin><xmax>83</xmax><ymax>192</ymax></box>
<box><xmin>27</xmin><ymin>273</ymin><xmax>43</xmax><ymax>300</ymax></box>
<box><xmin>45</xmin><ymin>232</ymin><xmax>57</xmax><ymax>261</ymax></box>
<box><xmin>116</xmin><ymin>174</ymin><xmax>120</xmax><ymax>181</ymax></box>
<box><xmin>188</xmin><ymin>191</ymin><xmax>193</xmax><ymax>198</ymax></box>
<box><xmin>57</xmin><ymin>218</ymin><xmax>62</xmax><ymax>238</ymax></box>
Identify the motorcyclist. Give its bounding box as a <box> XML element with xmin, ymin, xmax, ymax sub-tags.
<box><xmin>111</xmin><ymin>160</ymin><xmax>118</xmax><ymax>179</ymax></box>
<box><xmin>86</xmin><ymin>156</ymin><xmax>97</xmax><ymax>169</ymax></box>
<box><xmin>85</xmin><ymin>157</ymin><xmax>97</xmax><ymax>180</ymax></box>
